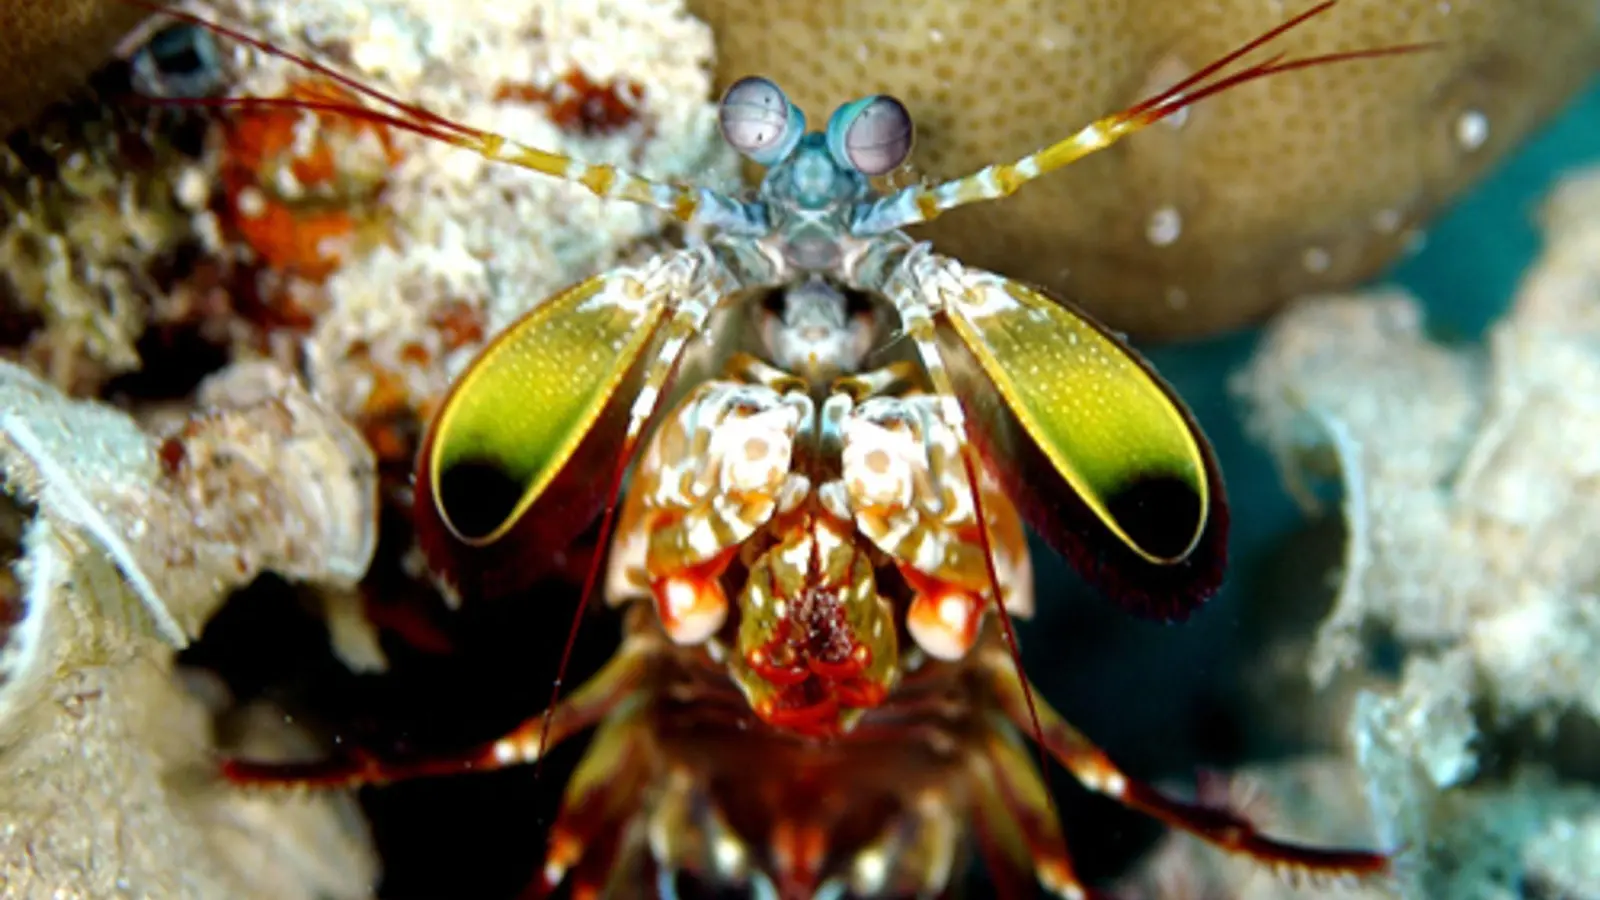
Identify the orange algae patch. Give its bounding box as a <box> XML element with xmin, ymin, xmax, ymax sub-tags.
<box><xmin>427</xmin><ymin>300</ymin><xmax>486</xmax><ymax>352</ymax></box>
<box><xmin>494</xmin><ymin>71</ymin><xmax>644</xmax><ymax>137</ymax></box>
<box><xmin>220</xmin><ymin>80</ymin><xmax>404</xmax><ymax>281</ymax></box>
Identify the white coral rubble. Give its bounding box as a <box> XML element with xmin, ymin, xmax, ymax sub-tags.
<box><xmin>197</xmin><ymin>0</ymin><xmax>736</xmax><ymax>424</ymax></box>
<box><xmin>1236</xmin><ymin>164</ymin><xmax>1600</xmax><ymax>727</ymax></box>
<box><xmin>1232</xmin><ymin>164</ymin><xmax>1600</xmax><ymax>900</ymax></box>
<box><xmin>0</xmin><ymin>359</ymin><xmax>378</xmax><ymax>900</ymax></box>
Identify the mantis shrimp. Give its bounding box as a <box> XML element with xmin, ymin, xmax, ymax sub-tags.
<box><xmin>125</xmin><ymin>2</ymin><xmax>1429</xmax><ymax>896</ymax></box>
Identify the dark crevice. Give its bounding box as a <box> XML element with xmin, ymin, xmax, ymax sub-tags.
<box><xmin>177</xmin><ymin>490</ymin><xmax>622</xmax><ymax>899</ymax></box>
<box><xmin>0</xmin><ymin>492</ymin><xmax>37</xmax><ymax>700</ymax></box>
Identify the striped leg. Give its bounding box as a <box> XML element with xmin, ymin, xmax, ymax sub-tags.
<box><xmin>971</xmin><ymin>721</ymin><xmax>1109</xmax><ymax>900</ymax></box>
<box><xmin>530</xmin><ymin>702</ymin><xmax>656</xmax><ymax>898</ymax></box>
<box><xmin>220</xmin><ymin>634</ymin><xmax>653</xmax><ymax>790</ymax></box>
<box><xmin>977</xmin><ymin>647</ymin><xmax>1392</xmax><ymax>884</ymax></box>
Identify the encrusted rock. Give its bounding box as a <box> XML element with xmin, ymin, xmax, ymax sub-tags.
<box><xmin>0</xmin><ymin>359</ymin><xmax>379</xmax><ymax>899</ymax></box>
<box><xmin>690</xmin><ymin>0</ymin><xmax>1600</xmax><ymax>338</ymax></box>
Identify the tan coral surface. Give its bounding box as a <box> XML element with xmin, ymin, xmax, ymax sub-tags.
<box><xmin>689</xmin><ymin>0</ymin><xmax>1600</xmax><ymax>338</ymax></box>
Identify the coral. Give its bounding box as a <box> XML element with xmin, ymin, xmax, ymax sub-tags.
<box><xmin>1523</xmin><ymin>807</ymin><xmax>1600</xmax><ymax>899</ymax></box>
<box><xmin>0</xmin><ymin>0</ymin><xmax>173</xmax><ymax>135</ymax></box>
<box><xmin>1117</xmin><ymin>757</ymin><xmax>1600</xmax><ymax>900</ymax></box>
<box><xmin>0</xmin><ymin>81</ymin><xmax>216</xmax><ymax>393</ymax></box>
<box><xmin>4</xmin><ymin>0</ymin><xmax>731</xmax><ymax>443</ymax></box>
<box><xmin>0</xmin><ymin>357</ymin><xmax>378</xmax><ymax>899</ymax></box>
<box><xmin>1237</xmin><ymin>163</ymin><xmax>1600</xmax><ymax>724</ymax></box>
<box><xmin>0</xmin><ymin>357</ymin><xmax>377</xmax><ymax>645</ymax></box>
<box><xmin>1350</xmin><ymin>679</ymin><xmax>1600</xmax><ymax>898</ymax></box>
<box><xmin>1231</xmin><ymin>164</ymin><xmax>1600</xmax><ymax>898</ymax></box>
<box><xmin>196</xmin><ymin>0</ymin><xmax>736</xmax><ymax>468</ymax></box>
<box><xmin>218</xmin><ymin>79</ymin><xmax>404</xmax><ymax>282</ymax></box>
<box><xmin>687</xmin><ymin>0</ymin><xmax>1600</xmax><ymax>338</ymax></box>
<box><xmin>0</xmin><ymin>1</ymin><xmax>738</xmax><ymax>894</ymax></box>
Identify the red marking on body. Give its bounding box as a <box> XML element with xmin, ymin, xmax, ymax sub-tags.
<box><xmin>770</xmin><ymin>819</ymin><xmax>828</xmax><ymax>897</ymax></box>
<box><xmin>745</xmin><ymin>537</ymin><xmax>888</xmax><ymax>738</ymax></box>
<box><xmin>900</xmin><ymin>564</ymin><xmax>984</xmax><ymax>658</ymax></box>
<box><xmin>648</xmin><ymin>548</ymin><xmax>736</xmax><ymax>640</ymax></box>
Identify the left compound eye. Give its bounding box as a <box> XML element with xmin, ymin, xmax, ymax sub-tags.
<box><xmin>718</xmin><ymin>76</ymin><xmax>806</xmax><ymax>166</ymax></box>
<box><xmin>825</xmin><ymin>95</ymin><xmax>914</xmax><ymax>177</ymax></box>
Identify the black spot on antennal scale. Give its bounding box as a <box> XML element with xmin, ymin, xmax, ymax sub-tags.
<box><xmin>1104</xmin><ymin>474</ymin><xmax>1205</xmax><ymax>563</ymax></box>
<box><xmin>436</xmin><ymin>458</ymin><xmax>524</xmax><ymax>542</ymax></box>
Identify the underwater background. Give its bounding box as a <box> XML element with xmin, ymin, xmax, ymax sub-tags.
<box><xmin>0</xmin><ymin>2</ymin><xmax>1597</xmax><ymax>898</ymax></box>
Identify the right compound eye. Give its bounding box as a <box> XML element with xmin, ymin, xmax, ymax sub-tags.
<box><xmin>718</xmin><ymin>76</ymin><xmax>805</xmax><ymax>166</ymax></box>
<box><xmin>825</xmin><ymin>94</ymin><xmax>914</xmax><ymax>177</ymax></box>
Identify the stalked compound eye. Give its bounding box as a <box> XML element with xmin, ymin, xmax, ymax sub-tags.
<box><xmin>825</xmin><ymin>95</ymin><xmax>914</xmax><ymax>177</ymax></box>
<box><xmin>718</xmin><ymin>76</ymin><xmax>805</xmax><ymax>166</ymax></box>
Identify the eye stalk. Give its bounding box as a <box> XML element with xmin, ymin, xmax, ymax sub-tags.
<box><xmin>718</xmin><ymin>76</ymin><xmax>806</xmax><ymax>166</ymax></box>
<box><xmin>825</xmin><ymin>95</ymin><xmax>914</xmax><ymax>177</ymax></box>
